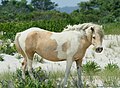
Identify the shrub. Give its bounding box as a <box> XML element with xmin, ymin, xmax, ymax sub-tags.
<box><xmin>83</xmin><ymin>61</ymin><xmax>101</xmax><ymax>76</ymax></box>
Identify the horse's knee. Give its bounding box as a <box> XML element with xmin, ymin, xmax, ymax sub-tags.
<box><xmin>22</xmin><ymin>60</ymin><xmax>27</xmax><ymax>70</ymax></box>
<box><xmin>22</xmin><ymin>61</ymin><xmax>25</xmax><ymax>66</ymax></box>
<box><xmin>21</xmin><ymin>60</ymin><xmax>27</xmax><ymax>79</ymax></box>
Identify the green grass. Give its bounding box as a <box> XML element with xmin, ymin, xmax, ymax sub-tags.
<box><xmin>99</xmin><ymin>69</ymin><xmax>120</xmax><ymax>87</ymax></box>
<box><xmin>103</xmin><ymin>22</ymin><xmax>120</xmax><ymax>35</ymax></box>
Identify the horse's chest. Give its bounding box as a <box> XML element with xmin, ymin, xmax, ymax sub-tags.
<box><xmin>73</xmin><ymin>41</ymin><xmax>88</xmax><ymax>60</ymax></box>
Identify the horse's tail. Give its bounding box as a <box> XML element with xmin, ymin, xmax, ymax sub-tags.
<box><xmin>14</xmin><ymin>32</ymin><xmax>25</xmax><ymax>56</ymax></box>
<box><xmin>15</xmin><ymin>33</ymin><xmax>21</xmax><ymax>52</ymax></box>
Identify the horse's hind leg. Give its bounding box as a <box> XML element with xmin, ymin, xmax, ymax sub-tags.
<box><xmin>21</xmin><ymin>58</ymin><xmax>27</xmax><ymax>79</ymax></box>
<box><xmin>26</xmin><ymin>58</ymin><xmax>35</xmax><ymax>79</ymax></box>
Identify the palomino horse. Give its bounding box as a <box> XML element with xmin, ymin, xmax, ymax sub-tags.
<box><xmin>15</xmin><ymin>23</ymin><xmax>104</xmax><ymax>88</ymax></box>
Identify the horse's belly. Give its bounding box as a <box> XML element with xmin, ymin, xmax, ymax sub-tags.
<box><xmin>36</xmin><ymin>49</ymin><xmax>67</xmax><ymax>61</ymax></box>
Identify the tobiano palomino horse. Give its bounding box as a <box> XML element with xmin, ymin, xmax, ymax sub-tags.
<box><xmin>15</xmin><ymin>23</ymin><xmax>104</xmax><ymax>88</ymax></box>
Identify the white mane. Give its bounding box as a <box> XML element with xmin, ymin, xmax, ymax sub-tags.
<box><xmin>63</xmin><ymin>23</ymin><xmax>99</xmax><ymax>31</ymax></box>
<box><xmin>63</xmin><ymin>23</ymin><xmax>104</xmax><ymax>38</ymax></box>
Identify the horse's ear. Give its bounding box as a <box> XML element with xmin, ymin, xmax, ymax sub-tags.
<box><xmin>91</xmin><ymin>27</ymin><xmax>94</xmax><ymax>33</ymax></box>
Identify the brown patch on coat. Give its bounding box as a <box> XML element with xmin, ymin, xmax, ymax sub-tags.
<box><xmin>62</xmin><ymin>42</ymin><xmax>69</xmax><ymax>52</ymax></box>
<box><xmin>25</xmin><ymin>31</ymin><xmax>64</xmax><ymax>61</ymax></box>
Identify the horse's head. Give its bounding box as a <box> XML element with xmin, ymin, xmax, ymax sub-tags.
<box><xmin>63</xmin><ymin>23</ymin><xmax>104</xmax><ymax>53</ymax></box>
<box><xmin>85</xmin><ymin>25</ymin><xmax>104</xmax><ymax>53</ymax></box>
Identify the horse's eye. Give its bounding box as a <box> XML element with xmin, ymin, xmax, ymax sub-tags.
<box><xmin>93</xmin><ymin>36</ymin><xmax>95</xmax><ymax>39</ymax></box>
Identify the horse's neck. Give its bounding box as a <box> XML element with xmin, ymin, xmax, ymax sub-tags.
<box><xmin>81</xmin><ymin>35</ymin><xmax>92</xmax><ymax>49</ymax></box>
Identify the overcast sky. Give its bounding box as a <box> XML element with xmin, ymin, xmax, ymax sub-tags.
<box><xmin>0</xmin><ymin>0</ymin><xmax>88</xmax><ymax>7</ymax></box>
<box><xmin>51</xmin><ymin>0</ymin><xmax>88</xmax><ymax>7</ymax></box>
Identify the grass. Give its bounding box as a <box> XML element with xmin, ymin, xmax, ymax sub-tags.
<box><xmin>0</xmin><ymin>67</ymin><xmax>54</xmax><ymax>88</ymax></box>
<box><xmin>0</xmin><ymin>62</ymin><xmax>120</xmax><ymax>88</ymax></box>
<box><xmin>0</xmin><ymin>72</ymin><xmax>14</xmax><ymax>88</ymax></box>
<box><xmin>48</xmin><ymin>70</ymin><xmax>78</xmax><ymax>87</ymax></box>
<box><xmin>103</xmin><ymin>22</ymin><xmax>120</xmax><ymax>35</ymax></box>
<box><xmin>99</xmin><ymin>69</ymin><xmax>120</xmax><ymax>87</ymax></box>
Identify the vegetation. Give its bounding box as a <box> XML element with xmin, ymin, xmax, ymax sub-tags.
<box><xmin>0</xmin><ymin>39</ymin><xmax>16</xmax><ymax>55</ymax></box>
<box><xmin>75</xmin><ymin>0</ymin><xmax>120</xmax><ymax>23</ymax></box>
<box><xmin>103</xmin><ymin>22</ymin><xmax>120</xmax><ymax>35</ymax></box>
<box><xmin>0</xmin><ymin>67</ymin><xmax>54</xmax><ymax>88</ymax></box>
<box><xmin>0</xmin><ymin>62</ymin><xmax>120</xmax><ymax>87</ymax></box>
<box><xmin>83</xmin><ymin>61</ymin><xmax>101</xmax><ymax>76</ymax></box>
<box><xmin>100</xmin><ymin>63</ymin><xmax>120</xmax><ymax>87</ymax></box>
<box><xmin>82</xmin><ymin>61</ymin><xmax>101</xmax><ymax>87</ymax></box>
<box><xmin>0</xmin><ymin>0</ymin><xmax>58</xmax><ymax>22</ymax></box>
<box><xmin>0</xmin><ymin>0</ymin><xmax>119</xmax><ymax>23</ymax></box>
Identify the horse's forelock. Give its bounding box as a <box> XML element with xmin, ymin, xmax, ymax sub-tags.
<box><xmin>97</xmin><ymin>27</ymin><xmax>104</xmax><ymax>38</ymax></box>
<box><xmin>91</xmin><ymin>24</ymin><xmax>104</xmax><ymax>38</ymax></box>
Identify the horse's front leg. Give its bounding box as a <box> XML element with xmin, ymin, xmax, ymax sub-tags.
<box><xmin>75</xmin><ymin>59</ymin><xmax>83</xmax><ymax>88</ymax></box>
<box><xmin>62</xmin><ymin>58</ymin><xmax>73</xmax><ymax>88</ymax></box>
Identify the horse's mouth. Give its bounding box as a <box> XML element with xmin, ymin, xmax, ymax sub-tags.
<box><xmin>95</xmin><ymin>47</ymin><xmax>103</xmax><ymax>53</ymax></box>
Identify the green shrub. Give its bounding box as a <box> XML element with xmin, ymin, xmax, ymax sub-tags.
<box><xmin>83</xmin><ymin>61</ymin><xmax>101</xmax><ymax>76</ymax></box>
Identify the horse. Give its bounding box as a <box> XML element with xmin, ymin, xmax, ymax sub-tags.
<box><xmin>15</xmin><ymin>23</ymin><xmax>104</xmax><ymax>88</ymax></box>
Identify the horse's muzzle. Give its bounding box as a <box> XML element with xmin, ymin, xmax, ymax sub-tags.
<box><xmin>95</xmin><ymin>47</ymin><xmax>103</xmax><ymax>53</ymax></box>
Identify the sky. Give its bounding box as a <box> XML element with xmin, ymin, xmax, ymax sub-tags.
<box><xmin>0</xmin><ymin>0</ymin><xmax>88</xmax><ymax>7</ymax></box>
<box><xmin>51</xmin><ymin>0</ymin><xmax>88</xmax><ymax>7</ymax></box>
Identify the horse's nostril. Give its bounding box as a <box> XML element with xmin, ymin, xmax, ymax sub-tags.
<box><xmin>101</xmin><ymin>47</ymin><xmax>103</xmax><ymax>51</ymax></box>
<box><xmin>96</xmin><ymin>47</ymin><xmax>103</xmax><ymax>53</ymax></box>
